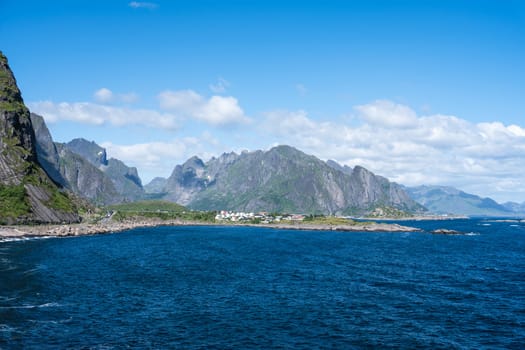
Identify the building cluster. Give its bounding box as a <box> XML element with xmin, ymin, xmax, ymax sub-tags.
<box><xmin>215</xmin><ymin>210</ymin><xmax>305</xmax><ymax>223</ymax></box>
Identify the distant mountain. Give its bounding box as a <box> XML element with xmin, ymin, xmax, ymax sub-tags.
<box><xmin>0</xmin><ymin>52</ymin><xmax>79</xmax><ymax>224</ymax></box>
<box><xmin>31</xmin><ymin>113</ymin><xmax>123</xmax><ymax>205</ymax></box>
<box><xmin>65</xmin><ymin>138</ymin><xmax>144</xmax><ymax>202</ymax></box>
<box><xmin>501</xmin><ymin>201</ymin><xmax>525</xmax><ymax>215</ymax></box>
<box><xmin>143</xmin><ymin>177</ymin><xmax>168</xmax><ymax>194</ymax></box>
<box><xmin>405</xmin><ymin>185</ymin><xmax>514</xmax><ymax>217</ymax></box>
<box><xmin>149</xmin><ymin>145</ymin><xmax>425</xmax><ymax>215</ymax></box>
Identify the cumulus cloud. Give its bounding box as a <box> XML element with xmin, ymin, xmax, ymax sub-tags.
<box><xmin>158</xmin><ymin>89</ymin><xmax>251</xmax><ymax>126</ymax></box>
<box><xmin>128</xmin><ymin>1</ymin><xmax>158</xmax><ymax>9</ymax></box>
<box><xmin>262</xmin><ymin>101</ymin><xmax>525</xmax><ymax>202</ymax></box>
<box><xmin>209</xmin><ymin>77</ymin><xmax>230</xmax><ymax>94</ymax></box>
<box><xmin>93</xmin><ymin>88</ymin><xmax>113</xmax><ymax>103</ymax></box>
<box><xmin>93</xmin><ymin>88</ymin><xmax>138</xmax><ymax>104</ymax></box>
<box><xmin>29</xmin><ymin>101</ymin><xmax>179</xmax><ymax>130</ymax></box>
<box><xmin>355</xmin><ymin>100</ymin><xmax>418</xmax><ymax>128</ymax></box>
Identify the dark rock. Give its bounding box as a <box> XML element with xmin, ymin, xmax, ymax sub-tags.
<box><xmin>431</xmin><ymin>229</ymin><xmax>462</xmax><ymax>235</ymax></box>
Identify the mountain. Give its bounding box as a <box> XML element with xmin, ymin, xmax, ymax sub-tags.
<box><xmin>151</xmin><ymin>145</ymin><xmax>424</xmax><ymax>215</ymax></box>
<box><xmin>0</xmin><ymin>52</ymin><xmax>79</xmax><ymax>224</ymax></box>
<box><xmin>65</xmin><ymin>138</ymin><xmax>145</xmax><ymax>202</ymax></box>
<box><xmin>31</xmin><ymin>113</ymin><xmax>123</xmax><ymax>205</ymax></box>
<box><xmin>405</xmin><ymin>185</ymin><xmax>514</xmax><ymax>217</ymax></box>
<box><xmin>501</xmin><ymin>201</ymin><xmax>525</xmax><ymax>215</ymax></box>
<box><xmin>143</xmin><ymin>177</ymin><xmax>168</xmax><ymax>194</ymax></box>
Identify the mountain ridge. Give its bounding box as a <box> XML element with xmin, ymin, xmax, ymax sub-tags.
<box><xmin>147</xmin><ymin>145</ymin><xmax>425</xmax><ymax>215</ymax></box>
<box><xmin>404</xmin><ymin>185</ymin><xmax>517</xmax><ymax>217</ymax></box>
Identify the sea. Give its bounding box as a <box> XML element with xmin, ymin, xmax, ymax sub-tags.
<box><xmin>1</xmin><ymin>218</ymin><xmax>524</xmax><ymax>349</ymax></box>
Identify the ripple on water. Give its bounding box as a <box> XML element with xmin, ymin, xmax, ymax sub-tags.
<box><xmin>0</xmin><ymin>222</ymin><xmax>523</xmax><ymax>348</ymax></box>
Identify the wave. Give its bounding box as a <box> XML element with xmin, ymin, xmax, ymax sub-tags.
<box><xmin>0</xmin><ymin>302</ymin><xmax>62</xmax><ymax>310</ymax></box>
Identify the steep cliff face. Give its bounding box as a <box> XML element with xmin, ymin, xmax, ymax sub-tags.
<box><xmin>31</xmin><ymin>114</ymin><xmax>123</xmax><ymax>205</ymax></box>
<box><xmin>65</xmin><ymin>138</ymin><xmax>144</xmax><ymax>202</ymax></box>
<box><xmin>159</xmin><ymin>145</ymin><xmax>424</xmax><ymax>215</ymax></box>
<box><xmin>0</xmin><ymin>52</ymin><xmax>79</xmax><ymax>224</ymax></box>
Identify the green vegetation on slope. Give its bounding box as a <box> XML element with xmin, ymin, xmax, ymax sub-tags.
<box><xmin>0</xmin><ymin>184</ymin><xmax>30</xmax><ymax>223</ymax></box>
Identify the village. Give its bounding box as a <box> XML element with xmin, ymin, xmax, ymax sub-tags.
<box><xmin>215</xmin><ymin>210</ymin><xmax>305</xmax><ymax>224</ymax></box>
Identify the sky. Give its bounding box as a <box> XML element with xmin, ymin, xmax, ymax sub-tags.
<box><xmin>1</xmin><ymin>0</ymin><xmax>525</xmax><ymax>202</ymax></box>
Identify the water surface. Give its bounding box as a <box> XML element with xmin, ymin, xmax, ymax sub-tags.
<box><xmin>1</xmin><ymin>219</ymin><xmax>524</xmax><ymax>349</ymax></box>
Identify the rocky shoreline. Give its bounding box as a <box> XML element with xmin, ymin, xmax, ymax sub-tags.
<box><xmin>0</xmin><ymin>219</ymin><xmax>421</xmax><ymax>241</ymax></box>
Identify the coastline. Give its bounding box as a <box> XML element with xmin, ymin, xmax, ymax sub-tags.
<box><xmin>0</xmin><ymin>219</ymin><xmax>420</xmax><ymax>241</ymax></box>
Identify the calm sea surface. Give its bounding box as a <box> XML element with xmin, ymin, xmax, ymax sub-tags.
<box><xmin>1</xmin><ymin>219</ymin><xmax>524</xmax><ymax>349</ymax></box>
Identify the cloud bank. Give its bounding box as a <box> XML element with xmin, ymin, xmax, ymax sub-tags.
<box><xmin>29</xmin><ymin>101</ymin><xmax>179</xmax><ymax>130</ymax></box>
<box><xmin>262</xmin><ymin>100</ymin><xmax>525</xmax><ymax>202</ymax></box>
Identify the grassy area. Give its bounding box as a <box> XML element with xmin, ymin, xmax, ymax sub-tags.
<box><xmin>0</xmin><ymin>184</ymin><xmax>30</xmax><ymax>223</ymax></box>
<box><xmin>108</xmin><ymin>200</ymin><xmax>186</xmax><ymax>212</ymax></box>
<box><xmin>302</xmin><ymin>215</ymin><xmax>373</xmax><ymax>226</ymax></box>
<box><xmin>107</xmin><ymin>200</ymin><xmax>216</xmax><ymax>223</ymax></box>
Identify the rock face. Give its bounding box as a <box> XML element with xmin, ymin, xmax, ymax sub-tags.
<box><xmin>65</xmin><ymin>138</ymin><xmax>145</xmax><ymax>202</ymax></box>
<box><xmin>143</xmin><ymin>177</ymin><xmax>168</xmax><ymax>194</ymax></box>
<box><xmin>150</xmin><ymin>145</ymin><xmax>424</xmax><ymax>215</ymax></box>
<box><xmin>31</xmin><ymin>113</ymin><xmax>123</xmax><ymax>205</ymax></box>
<box><xmin>0</xmin><ymin>52</ymin><xmax>79</xmax><ymax>224</ymax></box>
<box><xmin>405</xmin><ymin>185</ymin><xmax>513</xmax><ymax>217</ymax></box>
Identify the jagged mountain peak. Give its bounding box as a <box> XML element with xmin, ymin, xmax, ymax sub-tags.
<box><xmin>66</xmin><ymin>138</ymin><xmax>108</xmax><ymax>166</ymax></box>
<box><xmin>161</xmin><ymin>145</ymin><xmax>424</xmax><ymax>215</ymax></box>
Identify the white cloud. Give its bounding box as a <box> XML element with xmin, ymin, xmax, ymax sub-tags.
<box><xmin>93</xmin><ymin>88</ymin><xmax>138</xmax><ymax>104</ymax></box>
<box><xmin>29</xmin><ymin>101</ymin><xmax>179</xmax><ymax>130</ymax></box>
<box><xmin>355</xmin><ymin>99</ymin><xmax>418</xmax><ymax>128</ymax></box>
<box><xmin>128</xmin><ymin>1</ymin><xmax>158</xmax><ymax>9</ymax></box>
<box><xmin>158</xmin><ymin>89</ymin><xmax>251</xmax><ymax>126</ymax></box>
<box><xmin>209</xmin><ymin>77</ymin><xmax>230</xmax><ymax>94</ymax></box>
<box><xmin>101</xmin><ymin>136</ymin><xmax>224</xmax><ymax>182</ymax></box>
<box><xmin>93</xmin><ymin>88</ymin><xmax>114</xmax><ymax>103</ymax></box>
<box><xmin>262</xmin><ymin>101</ymin><xmax>525</xmax><ymax>202</ymax></box>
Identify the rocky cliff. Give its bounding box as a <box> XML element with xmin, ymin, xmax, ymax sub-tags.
<box><xmin>0</xmin><ymin>52</ymin><xmax>79</xmax><ymax>224</ymax></box>
<box><xmin>65</xmin><ymin>138</ymin><xmax>145</xmax><ymax>202</ymax></box>
<box><xmin>151</xmin><ymin>145</ymin><xmax>424</xmax><ymax>215</ymax></box>
<box><xmin>31</xmin><ymin>113</ymin><xmax>123</xmax><ymax>205</ymax></box>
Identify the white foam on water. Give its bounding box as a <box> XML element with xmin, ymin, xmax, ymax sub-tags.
<box><xmin>0</xmin><ymin>302</ymin><xmax>62</xmax><ymax>309</ymax></box>
<box><xmin>0</xmin><ymin>324</ymin><xmax>18</xmax><ymax>333</ymax></box>
<box><xmin>465</xmin><ymin>232</ymin><xmax>480</xmax><ymax>236</ymax></box>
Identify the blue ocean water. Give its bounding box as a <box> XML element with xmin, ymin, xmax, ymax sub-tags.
<box><xmin>0</xmin><ymin>219</ymin><xmax>524</xmax><ymax>349</ymax></box>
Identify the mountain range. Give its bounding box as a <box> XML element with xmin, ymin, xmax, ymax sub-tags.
<box><xmin>31</xmin><ymin>114</ymin><xmax>145</xmax><ymax>205</ymax></box>
<box><xmin>404</xmin><ymin>185</ymin><xmax>517</xmax><ymax>217</ymax></box>
<box><xmin>146</xmin><ymin>146</ymin><xmax>425</xmax><ymax>216</ymax></box>
<box><xmin>2</xmin><ymin>51</ymin><xmax>524</xmax><ymax>219</ymax></box>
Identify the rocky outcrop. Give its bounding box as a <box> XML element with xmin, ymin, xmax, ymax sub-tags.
<box><xmin>0</xmin><ymin>51</ymin><xmax>79</xmax><ymax>224</ymax></box>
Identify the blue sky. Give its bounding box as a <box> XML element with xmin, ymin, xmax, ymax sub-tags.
<box><xmin>2</xmin><ymin>0</ymin><xmax>525</xmax><ymax>202</ymax></box>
